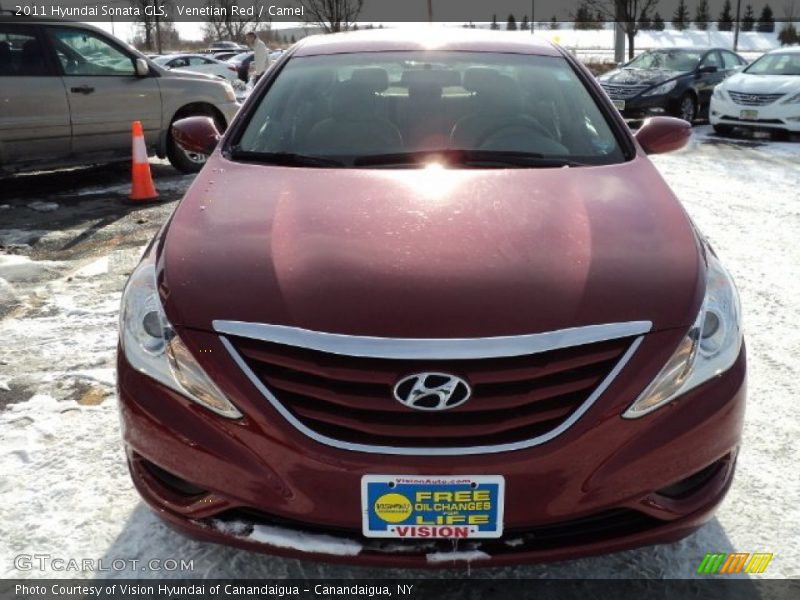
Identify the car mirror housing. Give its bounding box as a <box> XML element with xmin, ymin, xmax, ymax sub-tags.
<box><xmin>697</xmin><ymin>65</ymin><xmax>718</xmax><ymax>75</ymax></box>
<box><xmin>171</xmin><ymin>117</ymin><xmax>221</xmax><ymax>156</ymax></box>
<box><xmin>135</xmin><ymin>57</ymin><xmax>150</xmax><ymax>77</ymax></box>
<box><xmin>635</xmin><ymin>117</ymin><xmax>692</xmax><ymax>155</ymax></box>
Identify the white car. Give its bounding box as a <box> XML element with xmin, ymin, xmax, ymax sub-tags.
<box><xmin>152</xmin><ymin>53</ymin><xmax>239</xmax><ymax>82</ymax></box>
<box><xmin>710</xmin><ymin>46</ymin><xmax>800</xmax><ymax>136</ymax></box>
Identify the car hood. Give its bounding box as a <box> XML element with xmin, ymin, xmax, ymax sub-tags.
<box><xmin>160</xmin><ymin>155</ymin><xmax>703</xmax><ymax>338</ymax></box>
<box><xmin>723</xmin><ymin>72</ymin><xmax>800</xmax><ymax>94</ymax></box>
<box><xmin>600</xmin><ymin>68</ymin><xmax>682</xmax><ymax>87</ymax></box>
<box><xmin>159</xmin><ymin>67</ymin><xmax>218</xmax><ymax>81</ymax></box>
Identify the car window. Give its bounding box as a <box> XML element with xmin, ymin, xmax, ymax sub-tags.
<box><xmin>626</xmin><ymin>50</ymin><xmax>703</xmax><ymax>72</ymax></box>
<box><xmin>744</xmin><ymin>53</ymin><xmax>800</xmax><ymax>76</ymax></box>
<box><xmin>0</xmin><ymin>25</ymin><xmax>50</xmax><ymax>77</ymax></box>
<box><xmin>721</xmin><ymin>52</ymin><xmax>741</xmax><ymax>69</ymax></box>
<box><xmin>700</xmin><ymin>51</ymin><xmax>722</xmax><ymax>69</ymax></box>
<box><xmin>235</xmin><ymin>51</ymin><xmax>626</xmax><ymax>167</ymax></box>
<box><xmin>49</xmin><ymin>28</ymin><xmax>135</xmax><ymax>76</ymax></box>
<box><xmin>189</xmin><ymin>56</ymin><xmax>209</xmax><ymax>66</ymax></box>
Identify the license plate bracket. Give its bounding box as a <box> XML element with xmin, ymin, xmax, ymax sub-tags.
<box><xmin>361</xmin><ymin>475</ymin><xmax>505</xmax><ymax>539</ymax></box>
<box><xmin>613</xmin><ymin>99</ymin><xmax>626</xmax><ymax>111</ymax></box>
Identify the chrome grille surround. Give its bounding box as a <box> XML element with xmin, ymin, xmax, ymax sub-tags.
<box><xmin>215</xmin><ymin>320</ymin><xmax>651</xmax><ymax>456</ymax></box>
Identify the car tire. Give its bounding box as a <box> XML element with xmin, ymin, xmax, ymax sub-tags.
<box><xmin>167</xmin><ymin>108</ymin><xmax>224</xmax><ymax>174</ymax></box>
<box><xmin>713</xmin><ymin>124</ymin><xmax>734</xmax><ymax>136</ymax></box>
<box><xmin>673</xmin><ymin>94</ymin><xmax>697</xmax><ymax>124</ymax></box>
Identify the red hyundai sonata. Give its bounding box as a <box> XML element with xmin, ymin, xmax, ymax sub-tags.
<box><xmin>117</xmin><ymin>29</ymin><xmax>745</xmax><ymax>567</ymax></box>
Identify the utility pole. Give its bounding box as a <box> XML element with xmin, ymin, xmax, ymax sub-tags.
<box><xmin>427</xmin><ymin>0</ymin><xmax>433</xmax><ymax>23</ymax></box>
<box><xmin>613</xmin><ymin>0</ymin><xmax>625</xmax><ymax>64</ymax></box>
<box><xmin>733</xmin><ymin>0</ymin><xmax>742</xmax><ymax>51</ymax></box>
<box><xmin>531</xmin><ymin>0</ymin><xmax>535</xmax><ymax>34</ymax></box>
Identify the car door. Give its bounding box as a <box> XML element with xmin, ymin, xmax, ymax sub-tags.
<box><xmin>695</xmin><ymin>51</ymin><xmax>725</xmax><ymax>107</ymax></box>
<box><xmin>721</xmin><ymin>51</ymin><xmax>744</xmax><ymax>77</ymax></box>
<box><xmin>0</xmin><ymin>23</ymin><xmax>71</xmax><ymax>170</ymax></box>
<box><xmin>46</xmin><ymin>26</ymin><xmax>161</xmax><ymax>158</ymax></box>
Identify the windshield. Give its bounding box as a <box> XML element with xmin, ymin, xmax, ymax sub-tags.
<box><xmin>626</xmin><ymin>50</ymin><xmax>702</xmax><ymax>72</ymax></box>
<box><xmin>234</xmin><ymin>51</ymin><xmax>625</xmax><ymax>168</ymax></box>
<box><xmin>745</xmin><ymin>53</ymin><xmax>800</xmax><ymax>76</ymax></box>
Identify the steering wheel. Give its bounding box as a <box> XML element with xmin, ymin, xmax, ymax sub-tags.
<box><xmin>476</xmin><ymin>116</ymin><xmax>555</xmax><ymax>149</ymax></box>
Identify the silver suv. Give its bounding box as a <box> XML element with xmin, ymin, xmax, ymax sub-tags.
<box><xmin>0</xmin><ymin>18</ymin><xmax>239</xmax><ymax>174</ymax></box>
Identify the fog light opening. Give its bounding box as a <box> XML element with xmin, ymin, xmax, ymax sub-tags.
<box><xmin>141</xmin><ymin>459</ymin><xmax>208</xmax><ymax>497</ymax></box>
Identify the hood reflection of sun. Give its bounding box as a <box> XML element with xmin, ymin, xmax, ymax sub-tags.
<box><xmin>388</xmin><ymin>162</ymin><xmax>473</xmax><ymax>202</ymax></box>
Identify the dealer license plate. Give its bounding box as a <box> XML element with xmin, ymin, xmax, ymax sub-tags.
<box><xmin>613</xmin><ymin>99</ymin><xmax>626</xmax><ymax>111</ymax></box>
<box><xmin>740</xmin><ymin>109</ymin><xmax>758</xmax><ymax>120</ymax></box>
<box><xmin>361</xmin><ymin>475</ymin><xmax>504</xmax><ymax>539</ymax></box>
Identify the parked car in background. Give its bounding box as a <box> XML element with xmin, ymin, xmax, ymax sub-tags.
<box><xmin>119</xmin><ymin>30</ymin><xmax>745</xmax><ymax>566</ymax></box>
<box><xmin>152</xmin><ymin>53</ymin><xmax>239</xmax><ymax>82</ymax></box>
<box><xmin>0</xmin><ymin>18</ymin><xmax>239</xmax><ymax>174</ymax></box>
<box><xmin>227</xmin><ymin>50</ymin><xmax>253</xmax><ymax>82</ymax></box>
<box><xmin>212</xmin><ymin>50</ymin><xmax>239</xmax><ymax>61</ymax></box>
<box><xmin>598</xmin><ymin>47</ymin><xmax>747</xmax><ymax>123</ymax></box>
<box><xmin>209</xmin><ymin>40</ymin><xmax>247</xmax><ymax>52</ymax></box>
<box><xmin>710</xmin><ymin>46</ymin><xmax>800</xmax><ymax>138</ymax></box>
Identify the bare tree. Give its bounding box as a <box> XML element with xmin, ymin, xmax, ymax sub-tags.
<box><xmin>202</xmin><ymin>0</ymin><xmax>266</xmax><ymax>43</ymax></box>
<box><xmin>585</xmin><ymin>0</ymin><xmax>660</xmax><ymax>59</ymax></box>
<box><xmin>129</xmin><ymin>0</ymin><xmax>171</xmax><ymax>52</ymax></box>
<box><xmin>299</xmin><ymin>0</ymin><xmax>364</xmax><ymax>33</ymax></box>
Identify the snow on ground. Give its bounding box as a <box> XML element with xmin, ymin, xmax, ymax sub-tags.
<box><xmin>1</xmin><ymin>135</ymin><xmax>799</xmax><ymax>580</ymax></box>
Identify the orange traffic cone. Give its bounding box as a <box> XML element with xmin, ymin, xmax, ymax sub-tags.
<box><xmin>129</xmin><ymin>121</ymin><xmax>158</xmax><ymax>202</ymax></box>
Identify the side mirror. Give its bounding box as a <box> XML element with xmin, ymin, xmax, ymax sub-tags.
<box><xmin>171</xmin><ymin>116</ymin><xmax>221</xmax><ymax>156</ymax></box>
<box><xmin>697</xmin><ymin>65</ymin><xmax>718</xmax><ymax>75</ymax></box>
<box><xmin>135</xmin><ymin>57</ymin><xmax>150</xmax><ymax>77</ymax></box>
<box><xmin>635</xmin><ymin>116</ymin><xmax>691</xmax><ymax>155</ymax></box>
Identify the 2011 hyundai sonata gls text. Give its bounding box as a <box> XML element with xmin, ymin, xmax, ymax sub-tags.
<box><xmin>117</xmin><ymin>30</ymin><xmax>746</xmax><ymax>567</ymax></box>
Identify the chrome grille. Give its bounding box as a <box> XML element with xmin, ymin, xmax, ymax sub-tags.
<box><xmin>217</xmin><ymin>321</ymin><xmax>648</xmax><ymax>455</ymax></box>
<box><xmin>727</xmin><ymin>91</ymin><xmax>786</xmax><ymax>106</ymax></box>
<box><xmin>601</xmin><ymin>84</ymin><xmax>650</xmax><ymax>100</ymax></box>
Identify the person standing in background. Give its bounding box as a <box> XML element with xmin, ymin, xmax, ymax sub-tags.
<box><xmin>245</xmin><ymin>32</ymin><xmax>269</xmax><ymax>83</ymax></box>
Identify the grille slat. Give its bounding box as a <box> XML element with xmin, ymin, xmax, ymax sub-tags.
<box><xmin>229</xmin><ymin>333</ymin><xmax>633</xmax><ymax>449</ymax></box>
<box><xmin>728</xmin><ymin>91</ymin><xmax>785</xmax><ymax>106</ymax></box>
<box><xmin>291</xmin><ymin>400</ymin><xmax>574</xmax><ymax>440</ymax></box>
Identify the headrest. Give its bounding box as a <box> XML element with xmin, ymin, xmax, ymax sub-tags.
<box><xmin>330</xmin><ymin>80</ymin><xmax>377</xmax><ymax>120</ymax></box>
<box><xmin>473</xmin><ymin>74</ymin><xmax>524</xmax><ymax>114</ymax></box>
<box><xmin>350</xmin><ymin>67</ymin><xmax>389</xmax><ymax>92</ymax></box>
<box><xmin>463</xmin><ymin>67</ymin><xmax>502</xmax><ymax>93</ymax></box>
<box><xmin>400</xmin><ymin>69</ymin><xmax>461</xmax><ymax>87</ymax></box>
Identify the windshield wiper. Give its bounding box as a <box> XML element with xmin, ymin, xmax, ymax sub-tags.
<box><xmin>229</xmin><ymin>148</ymin><xmax>346</xmax><ymax>167</ymax></box>
<box><xmin>354</xmin><ymin>149</ymin><xmax>587</xmax><ymax>168</ymax></box>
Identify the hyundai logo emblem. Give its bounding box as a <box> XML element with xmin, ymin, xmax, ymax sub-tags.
<box><xmin>393</xmin><ymin>372</ymin><xmax>471</xmax><ymax>411</ymax></box>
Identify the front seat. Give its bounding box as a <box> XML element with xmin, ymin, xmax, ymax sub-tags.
<box><xmin>20</xmin><ymin>39</ymin><xmax>46</xmax><ymax>76</ymax></box>
<box><xmin>300</xmin><ymin>74</ymin><xmax>403</xmax><ymax>156</ymax></box>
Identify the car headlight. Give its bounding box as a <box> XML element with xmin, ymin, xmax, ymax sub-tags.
<box><xmin>120</xmin><ymin>256</ymin><xmax>242</xmax><ymax>419</ymax></box>
<box><xmin>712</xmin><ymin>85</ymin><xmax>728</xmax><ymax>101</ymax></box>
<box><xmin>222</xmin><ymin>81</ymin><xmax>237</xmax><ymax>102</ymax></box>
<box><xmin>781</xmin><ymin>91</ymin><xmax>800</xmax><ymax>104</ymax></box>
<box><xmin>623</xmin><ymin>243</ymin><xmax>742</xmax><ymax>418</ymax></box>
<box><xmin>642</xmin><ymin>80</ymin><xmax>678</xmax><ymax>97</ymax></box>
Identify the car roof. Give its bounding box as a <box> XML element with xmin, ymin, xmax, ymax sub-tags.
<box><xmin>293</xmin><ymin>28</ymin><xmax>561</xmax><ymax>58</ymax></box>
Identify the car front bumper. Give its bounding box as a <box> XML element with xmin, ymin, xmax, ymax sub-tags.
<box><xmin>117</xmin><ymin>335</ymin><xmax>746</xmax><ymax>568</ymax></box>
<box><xmin>710</xmin><ymin>95</ymin><xmax>800</xmax><ymax>132</ymax></box>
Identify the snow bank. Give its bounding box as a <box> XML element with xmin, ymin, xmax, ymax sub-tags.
<box><xmin>0</xmin><ymin>254</ymin><xmax>62</xmax><ymax>283</ymax></box>
<box><xmin>426</xmin><ymin>550</ymin><xmax>491</xmax><ymax>564</ymax></box>
<box><xmin>207</xmin><ymin>520</ymin><xmax>363</xmax><ymax>557</ymax></box>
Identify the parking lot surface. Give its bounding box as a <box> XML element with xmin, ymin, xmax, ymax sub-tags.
<box><xmin>0</xmin><ymin>127</ymin><xmax>798</xmax><ymax>579</ymax></box>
